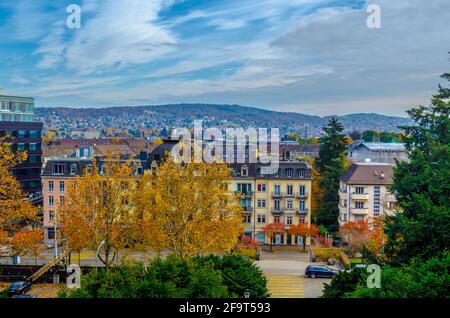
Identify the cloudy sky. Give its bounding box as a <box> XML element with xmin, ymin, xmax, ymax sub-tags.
<box><xmin>0</xmin><ymin>0</ymin><xmax>449</xmax><ymax>116</ymax></box>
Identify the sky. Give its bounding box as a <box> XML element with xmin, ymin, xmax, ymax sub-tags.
<box><xmin>0</xmin><ymin>0</ymin><xmax>449</xmax><ymax>116</ymax></box>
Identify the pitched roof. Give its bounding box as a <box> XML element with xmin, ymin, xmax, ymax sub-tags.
<box><xmin>341</xmin><ymin>162</ymin><xmax>394</xmax><ymax>185</ymax></box>
<box><xmin>351</xmin><ymin>142</ymin><xmax>405</xmax><ymax>151</ymax></box>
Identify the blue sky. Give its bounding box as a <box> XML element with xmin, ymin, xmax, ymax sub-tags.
<box><xmin>0</xmin><ymin>0</ymin><xmax>449</xmax><ymax>116</ymax></box>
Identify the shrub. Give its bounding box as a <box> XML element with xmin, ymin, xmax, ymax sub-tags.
<box><xmin>60</xmin><ymin>254</ymin><xmax>269</xmax><ymax>298</ymax></box>
<box><xmin>312</xmin><ymin>247</ymin><xmax>343</xmax><ymax>261</ymax></box>
<box><xmin>322</xmin><ymin>268</ymin><xmax>367</xmax><ymax>298</ymax></box>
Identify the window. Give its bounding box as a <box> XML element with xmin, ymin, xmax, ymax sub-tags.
<box><xmin>29</xmin><ymin>130</ymin><xmax>39</xmax><ymax>138</ymax></box>
<box><xmin>257</xmin><ymin>199</ymin><xmax>266</xmax><ymax>208</ymax></box>
<box><xmin>47</xmin><ymin>228</ymin><xmax>55</xmax><ymax>240</ymax></box>
<box><xmin>241</xmin><ymin>165</ymin><xmax>248</xmax><ymax>177</ymax></box>
<box><xmin>60</xmin><ymin>196</ymin><xmax>65</xmax><ymax>205</ymax></box>
<box><xmin>49</xmin><ymin>196</ymin><xmax>54</xmax><ymax>207</ymax></box>
<box><xmin>274</xmin><ymin>200</ymin><xmax>281</xmax><ymax>211</ymax></box>
<box><xmin>299</xmin><ymin>200</ymin><xmax>306</xmax><ymax>211</ymax></box>
<box><xmin>53</xmin><ymin>164</ymin><xmax>65</xmax><ymax>175</ymax></box>
<box><xmin>70</xmin><ymin>164</ymin><xmax>77</xmax><ymax>175</ymax></box>
<box><xmin>244</xmin><ymin>214</ymin><xmax>252</xmax><ymax>223</ymax></box>
<box><xmin>274</xmin><ymin>185</ymin><xmax>281</xmax><ymax>195</ymax></box>
<box><xmin>355</xmin><ymin>187</ymin><xmax>365</xmax><ymax>194</ymax></box>
<box><xmin>29</xmin><ymin>155</ymin><xmax>40</xmax><ymax>163</ymax></box>
<box><xmin>49</xmin><ymin>211</ymin><xmax>55</xmax><ymax>222</ymax></box>
<box><xmin>237</xmin><ymin>183</ymin><xmax>252</xmax><ymax>194</ymax></box>
<box><xmin>17</xmin><ymin>143</ymin><xmax>26</xmax><ymax>151</ymax></box>
<box><xmin>342</xmin><ymin>214</ymin><xmax>347</xmax><ymax>221</ymax></box>
<box><xmin>298</xmin><ymin>169</ymin><xmax>305</xmax><ymax>177</ymax></box>
<box><xmin>274</xmin><ymin>216</ymin><xmax>281</xmax><ymax>223</ymax></box>
<box><xmin>48</xmin><ymin>181</ymin><xmax>54</xmax><ymax>192</ymax></box>
<box><xmin>257</xmin><ymin>215</ymin><xmax>266</xmax><ymax>223</ymax></box>
<box><xmin>299</xmin><ymin>185</ymin><xmax>306</xmax><ymax>196</ymax></box>
<box><xmin>286</xmin><ymin>216</ymin><xmax>293</xmax><ymax>225</ymax></box>
<box><xmin>355</xmin><ymin>201</ymin><xmax>365</xmax><ymax>209</ymax></box>
<box><xmin>343</xmin><ymin>199</ymin><xmax>347</xmax><ymax>207</ymax></box>
<box><xmin>59</xmin><ymin>181</ymin><xmax>65</xmax><ymax>192</ymax></box>
<box><xmin>257</xmin><ymin>183</ymin><xmax>267</xmax><ymax>192</ymax></box>
<box><xmin>29</xmin><ymin>143</ymin><xmax>38</xmax><ymax>151</ymax></box>
<box><xmin>287</xmin><ymin>185</ymin><xmax>293</xmax><ymax>195</ymax></box>
<box><xmin>286</xmin><ymin>200</ymin><xmax>293</xmax><ymax>210</ymax></box>
<box><xmin>286</xmin><ymin>169</ymin><xmax>293</xmax><ymax>178</ymax></box>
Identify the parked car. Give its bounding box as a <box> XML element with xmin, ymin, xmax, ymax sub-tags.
<box><xmin>305</xmin><ymin>265</ymin><xmax>339</xmax><ymax>278</ymax></box>
<box><xmin>7</xmin><ymin>280</ymin><xmax>32</xmax><ymax>297</ymax></box>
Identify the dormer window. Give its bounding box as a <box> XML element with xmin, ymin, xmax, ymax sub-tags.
<box><xmin>70</xmin><ymin>164</ymin><xmax>76</xmax><ymax>175</ymax></box>
<box><xmin>241</xmin><ymin>165</ymin><xmax>248</xmax><ymax>177</ymax></box>
<box><xmin>286</xmin><ymin>168</ymin><xmax>293</xmax><ymax>178</ymax></box>
<box><xmin>52</xmin><ymin>164</ymin><xmax>65</xmax><ymax>175</ymax></box>
<box><xmin>298</xmin><ymin>169</ymin><xmax>305</xmax><ymax>178</ymax></box>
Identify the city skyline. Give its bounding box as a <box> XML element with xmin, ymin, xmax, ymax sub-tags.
<box><xmin>0</xmin><ymin>0</ymin><xmax>449</xmax><ymax>116</ymax></box>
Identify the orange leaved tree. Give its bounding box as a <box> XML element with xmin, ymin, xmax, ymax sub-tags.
<box><xmin>60</xmin><ymin>156</ymin><xmax>139</xmax><ymax>271</ymax></box>
<box><xmin>339</xmin><ymin>219</ymin><xmax>371</xmax><ymax>256</ymax></box>
<box><xmin>11</xmin><ymin>229</ymin><xmax>44</xmax><ymax>265</ymax></box>
<box><xmin>0</xmin><ymin>137</ymin><xmax>39</xmax><ymax>250</ymax></box>
<box><xmin>135</xmin><ymin>156</ymin><xmax>244</xmax><ymax>258</ymax></box>
<box><xmin>262</xmin><ymin>223</ymin><xmax>285</xmax><ymax>250</ymax></box>
<box><xmin>289</xmin><ymin>223</ymin><xmax>319</xmax><ymax>250</ymax></box>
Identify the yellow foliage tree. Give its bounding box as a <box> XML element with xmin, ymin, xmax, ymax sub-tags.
<box><xmin>11</xmin><ymin>229</ymin><xmax>44</xmax><ymax>265</ymax></box>
<box><xmin>60</xmin><ymin>156</ymin><xmax>139</xmax><ymax>271</ymax></box>
<box><xmin>303</xmin><ymin>156</ymin><xmax>323</xmax><ymax>218</ymax></box>
<box><xmin>0</xmin><ymin>137</ymin><xmax>39</xmax><ymax>249</ymax></box>
<box><xmin>135</xmin><ymin>156</ymin><xmax>244</xmax><ymax>258</ymax></box>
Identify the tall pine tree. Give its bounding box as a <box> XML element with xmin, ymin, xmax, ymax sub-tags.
<box><xmin>385</xmin><ymin>60</ymin><xmax>450</xmax><ymax>265</ymax></box>
<box><xmin>315</xmin><ymin>118</ymin><xmax>349</xmax><ymax>232</ymax></box>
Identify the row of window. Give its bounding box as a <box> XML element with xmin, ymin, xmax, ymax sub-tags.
<box><xmin>238</xmin><ymin>166</ymin><xmax>307</xmax><ymax>178</ymax></box>
<box><xmin>48</xmin><ymin>180</ymin><xmax>65</xmax><ymax>192</ymax></box>
<box><xmin>0</xmin><ymin>130</ymin><xmax>41</xmax><ymax>138</ymax></box>
<box><xmin>238</xmin><ymin>183</ymin><xmax>307</xmax><ymax>195</ymax></box>
<box><xmin>48</xmin><ymin>195</ymin><xmax>65</xmax><ymax>207</ymax></box>
<box><xmin>243</xmin><ymin>215</ymin><xmax>306</xmax><ymax>225</ymax></box>
<box><xmin>0</xmin><ymin>113</ymin><xmax>36</xmax><ymax>122</ymax></box>
<box><xmin>14</xmin><ymin>142</ymin><xmax>41</xmax><ymax>152</ymax></box>
<box><xmin>14</xmin><ymin>167</ymin><xmax>41</xmax><ymax>177</ymax></box>
<box><xmin>0</xmin><ymin>101</ymin><xmax>34</xmax><ymax>112</ymax></box>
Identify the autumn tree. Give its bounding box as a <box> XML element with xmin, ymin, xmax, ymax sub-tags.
<box><xmin>339</xmin><ymin>220</ymin><xmax>371</xmax><ymax>256</ymax></box>
<box><xmin>135</xmin><ymin>156</ymin><xmax>244</xmax><ymax>258</ymax></box>
<box><xmin>0</xmin><ymin>137</ymin><xmax>39</xmax><ymax>249</ymax></box>
<box><xmin>11</xmin><ymin>229</ymin><xmax>44</xmax><ymax>265</ymax></box>
<box><xmin>289</xmin><ymin>223</ymin><xmax>319</xmax><ymax>250</ymax></box>
<box><xmin>60</xmin><ymin>157</ymin><xmax>139</xmax><ymax>271</ymax></box>
<box><xmin>262</xmin><ymin>223</ymin><xmax>285</xmax><ymax>250</ymax></box>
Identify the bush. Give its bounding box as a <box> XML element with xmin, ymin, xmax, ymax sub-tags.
<box><xmin>322</xmin><ymin>268</ymin><xmax>367</xmax><ymax>298</ymax></box>
<box><xmin>60</xmin><ymin>254</ymin><xmax>269</xmax><ymax>298</ymax></box>
<box><xmin>312</xmin><ymin>247</ymin><xmax>344</xmax><ymax>262</ymax></box>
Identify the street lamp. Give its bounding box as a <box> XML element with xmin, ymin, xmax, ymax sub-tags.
<box><xmin>244</xmin><ymin>289</ymin><xmax>251</xmax><ymax>298</ymax></box>
<box><xmin>95</xmin><ymin>240</ymin><xmax>106</xmax><ymax>270</ymax></box>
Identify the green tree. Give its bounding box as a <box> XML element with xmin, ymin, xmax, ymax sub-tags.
<box><xmin>384</xmin><ymin>67</ymin><xmax>450</xmax><ymax>265</ymax></box>
<box><xmin>315</xmin><ymin>118</ymin><xmax>349</xmax><ymax>232</ymax></box>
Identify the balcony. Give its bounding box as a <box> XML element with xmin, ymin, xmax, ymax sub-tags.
<box><xmin>351</xmin><ymin>193</ymin><xmax>369</xmax><ymax>200</ymax></box>
<box><xmin>284</xmin><ymin>207</ymin><xmax>296</xmax><ymax>214</ymax></box>
<box><xmin>271</xmin><ymin>192</ymin><xmax>283</xmax><ymax>198</ymax></box>
<box><xmin>298</xmin><ymin>208</ymin><xmax>309</xmax><ymax>215</ymax></box>
<box><xmin>351</xmin><ymin>208</ymin><xmax>369</xmax><ymax>215</ymax></box>
<box><xmin>235</xmin><ymin>191</ymin><xmax>253</xmax><ymax>197</ymax></box>
<box><xmin>285</xmin><ymin>192</ymin><xmax>295</xmax><ymax>198</ymax></box>
<box><xmin>271</xmin><ymin>208</ymin><xmax>284</xmax><ymax>214</ymax></box>
<box><xmin>297</xmin><ymin>192</ymin><xmax>308</xmax><ymax>199</ymax></box>
<box><xmin>242</xmin><ymin>206</ymin><xmax>253</xmax><ymax>212</ymax></box>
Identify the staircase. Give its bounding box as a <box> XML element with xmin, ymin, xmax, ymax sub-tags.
<box><xmin>266</xmin><ymin>274</ymin><xmax>304</xmax><ymax>298</ymax></box>
<box><xmin>29</xmin><ymin>250</ymin><xmax>70</xmax><ymax>283</ymax></box>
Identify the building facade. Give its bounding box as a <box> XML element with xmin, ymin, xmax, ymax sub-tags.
<box><xmin>338</xmin><ymin>162</ymin><xmax>397</xmax><ymax>225</ymax></box>
<box><xmin>0</xmin><ymin>94</ymin><xmax>43</xmax><ymax>201</ymax></box>
<box><xmin>348</xmin><ymin>142</ymin><xmax>407</xmax><ymax>164</ymax></box>
<box><xmin>228</xmin><ymin>161</ymin><xmax>313</xmax><ymax>246</ymax></box>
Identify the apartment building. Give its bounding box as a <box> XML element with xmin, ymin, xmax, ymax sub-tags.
<box><xmin>338</xmin><ymin>162</ymin><xmax>397</xmax><ymax>224</ymax></box>
<box><xmin>229</xmin><ymin>161</ymin><xmax>313</xmax><ymax>246</ymax></box>
<box><xmin>0</xmin><ymin>94</ymin><xmax>43</xmax><ymax>202</ymax></box>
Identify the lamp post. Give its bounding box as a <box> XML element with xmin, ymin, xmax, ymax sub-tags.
<box><xmin>95</xmin><ymin>240</ymin><xmax>106</xmax><ymax>270</ymax></box>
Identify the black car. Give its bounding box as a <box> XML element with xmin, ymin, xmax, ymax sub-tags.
<box><xmin>7</xmin><ymin>280</ymin><xmax>32</xmax><ymax>297</ymax></box>
<box><xmin>305</xmin><ymin>265</ymin><xmax>339</xmax><ymax>278</ymax></box>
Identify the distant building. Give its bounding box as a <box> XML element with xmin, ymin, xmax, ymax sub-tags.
<box><xmin>280</xmin><ymin>143</ymin><xmax>319</xmax><ymax>159</ymax></box>
<box><xmin>0</xmin><ymin>94</ymin><xmax>43</xmax><ymax>202</ymax></box>
<box><xmin>348</xmin><ymin>142</ymin><xmax>407</xmax><ymax>164</ymax></box>
<box><xmin>338</xmin><ymin>162</ymin><xmax>397</xmax><ymax>225</ymax></box>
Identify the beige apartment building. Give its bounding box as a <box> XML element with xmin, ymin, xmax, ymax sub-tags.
<box><xmin>338</xmin><ymin>162</ymin><xmax>397</xmax><ymax>225</ymax></box>
<box><xmin>228</xmin><ymin>161</ymin><xmax>313</xmax><ymax>246</ymax></box>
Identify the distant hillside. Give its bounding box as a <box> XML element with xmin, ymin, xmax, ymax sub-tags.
<box><xmin>36</xmin><ymin>104</ymin><xmax>413</xmax><ymax>135</ymax></box>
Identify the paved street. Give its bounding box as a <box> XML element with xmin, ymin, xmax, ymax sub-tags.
<box><xmin>256</xmin><ymin>251</ymin><xmax>331</xmax><ymax>298</ymax></box>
